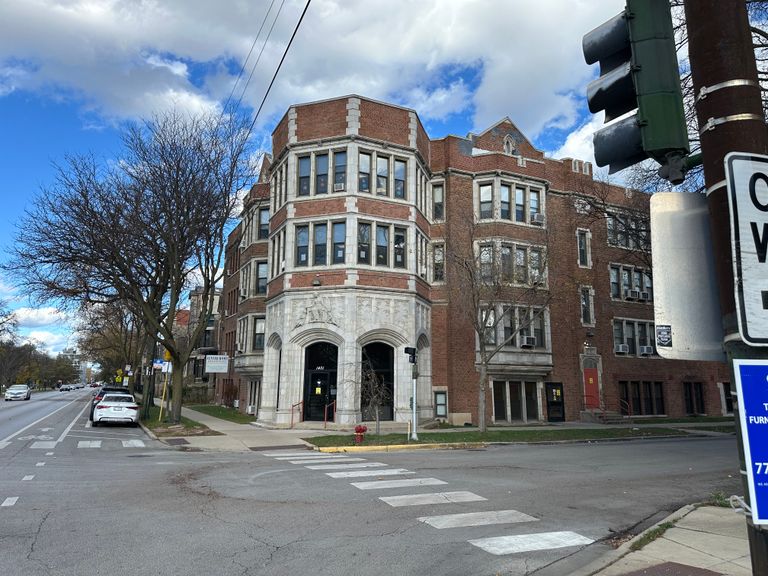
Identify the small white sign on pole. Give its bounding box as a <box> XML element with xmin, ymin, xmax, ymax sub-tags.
<box><xmin>204</xmin><ymin>354</ymin><xmax>230</xmax><ymax>374</ymax></box>
<box><xmin>726</xmin><ymin>152</ymin><xmax>768</xmax><ymax>345</ymax></box>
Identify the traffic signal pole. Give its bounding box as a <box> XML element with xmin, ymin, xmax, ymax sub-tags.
<box><xmin>683</xmin><ymin>1</ymin><xmax>768</xmax><ymax>571</ymax></box>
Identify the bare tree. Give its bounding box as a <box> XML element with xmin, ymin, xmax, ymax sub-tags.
<box><xmin>360</xmin><ymin>358</ymin><xmax>392</xmax><ymax>435</ymax></box>
<box><xmin>6</xmin><ymin>109</ymin><xmax>255</xmax><ymax>423</ymax></box>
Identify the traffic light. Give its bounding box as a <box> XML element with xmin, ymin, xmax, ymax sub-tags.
<box><xmin>583</xmin><ymin>0</ymin><xmax>689</xmax><ymax>182</ymax></box>
<box><xmin>404</xmin><ymin>347</ymin><xmax>417</xmax><ymax>364</ymax></box>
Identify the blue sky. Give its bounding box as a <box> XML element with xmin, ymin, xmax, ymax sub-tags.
<box><xmin>0</xmin><ymin>0</ymin><xmax>623</xmax><ymax>354</ymax></box>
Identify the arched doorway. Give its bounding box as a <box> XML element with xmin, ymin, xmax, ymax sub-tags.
<box><xmin>361</xmin><ymin>342</ymin><xmax>394</xmax><ymax>421</ymax></box>
<box><xmin>303</xmin><ymin>342</ymin><xmax>338</xmax><ymax>421</ymax></box>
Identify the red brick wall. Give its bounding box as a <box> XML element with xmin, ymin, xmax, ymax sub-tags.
<box><xmin>359</xmin><ymin>99</ymin><xmax>410</xmax><ymax>147</ymax></box>
<box><xmin>295</xmin><ymin>99</ymin><xmax>348</xmax><ymax>142</ymax></box>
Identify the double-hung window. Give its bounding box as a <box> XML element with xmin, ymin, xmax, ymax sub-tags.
<box><xmin>577</xmin><ymin>230</ymin><xmax>591</xmax><ymax>267</ymax></box>
<box><xmin>257</xmin><ymin>262</ymin><xmax>268</xmax><ymax>294</ymax></box>
<box><xmin>298</xmin><ymin>156</ymin><xmax>311</xmax><ymax>196</ymax></box>
<box><xmin>332</xmin><ymin>222</ymin><xmax>346</xmax><ymax>264</ymax></box>
<box><xmin>258</xmin><ymin>208</ymin><xmax>270</xmax><ymax>240</ymax></box>
<box><xmin>479</xmin><ymin>184</ymin><xmax>493</xmax><ymax>219</ymax></box>
<box><xmin>359</xmin><ymin>153</ymin><xmax>371</xmax><ymax>193</ymax></box>
<box><xmin>376</xmin><ymin>157</ymin><xmax>389</xmax><ymax>195</ymax></box>
<box><xmin>515</xmin><ymin>186</ymin><xmax>526</xmax><ymax>222</ymax></box>
<box><xmin>376</xmin><ymin>224</ymin><xmax>389</xmax><ymax>265</ymax></box>
<box><xmin>500</xmin><ymin>184</ymin><xmax>511</xmax><ymax>220</ymax></box>
<box><xmin>333</xmin><ymin>151</ymin><xmax>347</xmax><ymax>191</ymax></box>
<box><xmin>251</xmin><ymin>318</ymin><xmax>265</xmax><ymax>351</ymax></box>
<box><xmin>315</xmin><ymin>154</ymin><xmax>328</xmax><ymax>194</ymax></box>
<box><xmin>580</xmin><ymin>287</ymin><xmax>593</xmax><ymax>325</ymax></box>
<box><xmin>480</xmin><ymin>244</ymin><xmax>493</xmax><ymax>281</ymax></box>
<box><xmin>295</xmin><ymin>225</ymin><xmax>309</xmax><ymax>266</ymax></box>
<box><xmin>433</xmin><ymin>243</ymin><xmax>445</xmax><ymax>281</ymax></box>
<box><xmin>313</xmin><ymin>223</ymin><xmax>327</xmax><ymax>266</ymax></box>
<box><xmin>394</xmin><ymin>227</ymin><xmax>406</xmax><ymax>268</ymax></box>
<box><xmin>394</xmin><ymin>160</ymin><xmax>406</xmax><ymax>199</ymax></box>
<box><xmin>358</xmin><ymin>222</ymin><xmax>371</xmax><ymax>264</ymax></box>
<box><xmin>433</xmin><ymin>185</ymin><xmax>444</xmax><ymax>220</ymax></box>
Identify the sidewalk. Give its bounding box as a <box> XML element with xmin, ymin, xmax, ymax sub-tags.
<box><xmin>143</xmin><ymin>407</ymin><xmax>753</xmax><ymax>575</ymax></box>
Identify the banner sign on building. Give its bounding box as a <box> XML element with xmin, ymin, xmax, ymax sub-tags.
<box><xmin>204</xmin><ymin>354</ymin><xmax>230</xmax><ymax>374</ymax></box>
<box><xmin>733</xmin><ymin>359</ymin><xmax>768</xmax><ymax>525</ymax></box>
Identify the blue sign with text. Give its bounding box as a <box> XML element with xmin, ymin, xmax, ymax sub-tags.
<box><xmin>734</xmin><ymin>360</ymin><xmax>768</xmax><ymax>525</ymax></box>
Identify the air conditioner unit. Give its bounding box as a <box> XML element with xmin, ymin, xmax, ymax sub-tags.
<box><xmin>531</xmin><ymin>213</ymin><xmax>546</xmax><ymax>225</ymax></box>
<box><xmin>626</xmin><ymin>289</ymin><xmax>640</xmax><ymax>301</ymax></box>
<box><xmin>521</xmin><ymin>336</ymin><xmax>537</xmax><ymax>348</ymax></box>
<box><xmin>614</xmin><ymin>344</ymin><xmax>629</xmax><ymax>354</ymax></box>
<box><xmin>639</xmin><ymin>346</ymin><xmax>654</xmax><ymax>356</ymax></box>
<box><xmin>333</xmin><ymin>183</ymin><xmax>345</xmax><ymax>192</ymax></box>
<box><xmin>376</xmin><ymin>187</ymin><xmax>387</xmax><ymax>194</ymax></box>
<box><xmin>640</xmin><ymin>291</ymin><xmax>650</xmax><ymax>301</ymax></box>
<box><xmin>246</xmin><ymin>405</ymin><xmax>255</xmax><ymax>415</ymax></box>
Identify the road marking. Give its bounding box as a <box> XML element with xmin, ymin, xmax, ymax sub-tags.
<box><xmin>121</xmin><ymin>440</ymin><xmax>145</xmax><ymax>448</ymax></box>
<box><xmin>22</xmin><ymin>475</ymin><xmax>34</xmax><ymax>481</ymax></box>
<box><xmin>326</xmin><ymin>468</ymin><xmax>414</xmax><ymax>478</ymax></box>
<box><xmin>305</xmin><ymin>462</ymin><xmax>387</xmax><ymax>470</ymax></box>
<box><xmin>31</xmin><ymin>441</ymin><xmax>57</xmax><ymax>449</ymax></box>
<box><xmin>274</xmin><ymin>454</ymin><xmax>350</xmax><ymax>460</ymax></box>
<box><xmin>351</xmin><ymin>478</ymin><xmax>447</xmax><ymax>490</ymax></box>
<box><xmin>0</xmin><ymin>442</ymin><xmax>9</xmax><ymax>450</ymax></box>
<box><xmin>77</xmin><ymin>441</ymin><xmax>101</xmax><ymax>448</ymax></box>
<box><xmin>0</xmin><ymin>396</ymin><xmax>83</xmax><ymax>443</ymax></box>
<box><xmin>35</xmin><ymin>462</ymin><xmax>45</xmax><ymax>467</ymax></box>
<box><xmin>56</xmin><ymin>402</ymin><xmax>90</xmax><ymax>443</ymax></box>
<box><xmin>263</xmin><ymin>451</ymin><xmax>322</xmax><ymax>457</ymax></box>
<box><xmin>45</xmin><ymin>452</ymin><xmax>54</xmax><ymax>456</ymax></box>
<box><xmin>418</xmin><ymin>509</ymin><xmax>538</xmax><ymax>529</ymax></box>
<box><xmin>1</xmin><ymin>497</ymin><xmax>18</xmax><ymax>507</ymax></box>
<box><xmin>380</xmin><ymin>491</ymin><xmax>486</xmax><ymax>507</ymax></box>
<box><xmin>287</xmin><ymin>457</ymin><xmax>366</xmax><ymax>465</ymax></box>
<box><xmin>39</xmin><ymin>428</ymin><xmax>53</xmax><ymax>432</ymax></box>
<box><xmin>468</xmin><ymin>531</ymin><xmax>594</xmax><ymax>555</ymax></box>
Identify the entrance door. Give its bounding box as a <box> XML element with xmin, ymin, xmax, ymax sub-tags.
<box><xmin>305</xmin><ymin>371</ymin><xmax>331</xmax><ymax>421</ymax></box>
<box><xmin>303</xmin><ymin>342</ymin><xmax>338</xmax><ymax>421</ymax></box>
<box><xmin>583</xmin><ymin>367</ymin><xmax>600</xmax><ymax>409</ymax></box>
<box><xmin>546</xmin><ymin>382</ymin><xmax>565</xmax><ymax>422</ymax></box>
<box><xmin>493</xmin><ymin>381</ymin><xmax>507</xmax><ymax>422</ymax></box>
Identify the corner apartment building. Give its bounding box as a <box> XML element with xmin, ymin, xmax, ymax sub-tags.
<box><xmin>216</xmin><ymin>94</ymin><xmax>730</xmax><ymax>427</ymax></box>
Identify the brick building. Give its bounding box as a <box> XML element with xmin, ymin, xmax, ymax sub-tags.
<box><xmin>216</xmin><ymin>94</ymin><xmax>731</xmax><ymax>427</ymax></box>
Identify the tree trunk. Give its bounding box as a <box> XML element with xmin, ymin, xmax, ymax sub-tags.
<box><xmin>478</xmin><ymin>363</ymin><xmax>487</xmax><ymax>433</ymax></box>
<box><xmin>171</xmin><ymin>360</ymin><xmax>183</xmax><ymax>423</ymax></box>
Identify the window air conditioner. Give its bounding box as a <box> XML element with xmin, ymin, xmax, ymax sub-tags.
<box><xmin>640</xmin><ymin>291</ymin><xmax>650</xmax><ymax>301</ymax></box>
<box><xmin>333</xmin><ymin>183</ymin><xmax>345</xmax><ymax>192</ymax></box>
<box><xmin>246</xmin><ymin>405</ymin><xmax>255</xmax><ymax>415</ymax></box>
<box><xmin>531</xmin><ymin>213</ymin><xmax>546</xmax><ymax>225</ymax></box>
<box><xmin>626</xmin><ymin>289</ymin><xmax>640</xmax><ymax>301</ymax></box>
<box><xmin>614</xmin><ymin>344</ymin><xmax>629</xmax><ymax>354</ymax></box>
<box><xmin>521</xmin><ymin>336</ymin><xmax>537</xmax><ymax>348</ymax></box>
<box><xmin>639</xmin><ymin>346</ymin><xmax>654</xmax><ymax>356</ymax></box>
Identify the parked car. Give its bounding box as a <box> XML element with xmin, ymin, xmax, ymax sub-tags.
<box><xmin>59</xmin><ymin>384</ymin><xmax>73</xmax><ymax>391</ymax></box>
<box><xmin>90</xmin><ymin>386</ymin><xmax>132</xmax><ymax>420</ymax></box>
<box><xmin>91</xmin><ymin>394</ymin><xmax>139</xmax><ymax>426</ymax></box>
<box><xmin>4</xmin><ymin>384</ymin><xmax>31</xmax><ymax>401</ymax></box>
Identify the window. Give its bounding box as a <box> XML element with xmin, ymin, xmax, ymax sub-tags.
<box><xmin>332</xmin><ymin>222</ymin><xmax>346</xmax><ymax>264</ymax></box>
<box><xmin>433</xmin><ymin>243</ymin><xmax>445</xmax><ymax>282</ymax></box>
<box><xmin>515</xmin><ymin>186</ymin><xmax>525</xmax><ymax>222</ymax></box>
<box><xmin>358</xmin><ymin>222</ymin><xmax>371</xmax><ymax>264</ymax></box>
<box><xmin>479</xmin><ymin>184</ymin><xmax>493</xmax><ymax>219</ymax></box>
<box><xmin>613</xmin><ymin>318</ymin><xmax>656</xmax><ymax>355</ymax></box>
<box><xmin>295</xmin><ymin>225</ymin><xmax>309</xmax><ymax>266</ymax></box>
<box><xmin>684</xmin><ymin>381</ymin><xmax>705</xmax><ymax>415</ymax></box>
<box><xmin>500</xmin><ymin>184</ymin><xmax>511</xmax><ymax>220</ymax></box>
<box><xmin>480</xmin><ymin>244</ymin><xmax>493</xmax><ymax>280</ymax></box>
<box><xmin>257</xmin><ymin>262</ymin><xmax>268</xmax><ymax>294</ymax></box>
<box><xmin>359</xmin><ymin>152</ymin><xmax>371</xmax><ymax>193</ymax></box>
<box><xmin>298</xmin><ymin>156</ymin><xmax>310</xmax><ymax>196</ymax></box>
<box><xmin>620</xmin><ymin>381</ymin><xmax>665</xmax><ymax>415</ymax></box>
<box><xmin>434</xmin><ymin>391</ymin><xmax>447</xmax><ymax>418</ymax></box>
<box><xmin>394</xmin><ymin>227</ymin><xmax>406</xmax><ymax>268</ymax></box>
<box><xmin>577</xmin><ymin>229</ymin><xmax>591</xmax><ymax>267</ymax></box>
<box><xmin>258</xmin><ymin>208</ymin><xmax>270</xmax><ymax>239</ymax></box>
<box><xmin>433</xmin><ymin>185</ymin><xmax>444</xmax><ymax>220</ymax></box>
<box><xmin>252</xmin><ymin>318</ymin><xmax>265</xmax><ymax>351</ymax></box>
<box><xmin>580</xmin><ymin>287</ymin><xmax>593</xmax><ymax>324</ymax></box>
<box><xmin>609</xmin><ymin>264</ymin><xmax>653</xmax><ymax>300</ymax></box>
<box><xmin>530</xmin><ymin>248</ymin><xmax>543</xmax><ymax>285</ymax></box>
<box><xmin>499</xmin><ymin>305</ymin><xmax>547</xmax><ymax>349</ymax></box>
<box><xmin>501</xmin><ymin>245</ymin><xmax>513</xmax><ymax>282</ymax></box>
<box><xmin>529</xmin><ymin>189</ymin><xmax>540</xmax><ymax>221</ymax></box>
<box><xmin>394</xmin><ymin>159</ymin><xmax>406</xmax><ymax>199</ymax></box>
<box><xmin>376</xmin><ymin>156</ymin><xmax>389</xmax><ymax>195</ymax></box>
<box><xmin>610</xmin><ymin>266</ymin><xmax>620</xmax><ymax>298</ymax></box>
<box><xmin>313</xmin><ymin>224</ymin><xmax>327</xmax><ymax>266</ymax></box>
<box><xmin>334</xmin><ymin>151</ymin><xmax>347</xmax><ymax>191</ymax></box>
<box><xmin>482</xmin><ymin>307</ymin><xmax>496</xmax><ymax>344</ymax></box>
<box><xmin>514</xmin><ymin>247</ymin><xmax>527</xmax><ymax>284</ymax></box>
<box><xmin>607</xmin><ymin>212</ymin><xmax>650</xmax><ymax>250</ymax></box>
<box><xmin>376</xmin><ymin>224</ymin><xmax>389</xmax><ymax>265</ymax></box>
<box><xmin>315</xmin><ymin>154</ymin><xmax>328</xmax><ymax>194</ymax></box>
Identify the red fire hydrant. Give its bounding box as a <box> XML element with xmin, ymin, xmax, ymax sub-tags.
<box><xmin>354</xmin><ymin>424</ymin><xmax>367</xmax><ymax>444</ymax></box>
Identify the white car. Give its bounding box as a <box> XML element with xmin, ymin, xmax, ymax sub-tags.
<box><xmin>92</xmin><ymin>394</ymin><xmax>139</xmax><ymax>426</ymax></box>
<box><xmin>5</xmin><ymin>384</ymin><xmax>31</xmax><ymax>401</ymax></box>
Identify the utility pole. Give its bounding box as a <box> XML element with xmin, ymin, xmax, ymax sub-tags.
<box><xmin>684</xmin><ymin>1</ymin><xmax>768</xmax><ymax>572</ymax></box>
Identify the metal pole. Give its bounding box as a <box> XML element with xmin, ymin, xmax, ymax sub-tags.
<box><xmin>684</xmin><ymin>1</ymin><xmax>768</xmax><ymax>571</ymax></box>
<box><xmin>411</xmin><ymin>365</ymin><xmax>418</xmax><ymax>441</ymax></box>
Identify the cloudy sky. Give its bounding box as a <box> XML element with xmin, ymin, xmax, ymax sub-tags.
<box><xmin>0</xmin><ymin>0</ymin><xmax>623</xmax><ymax>354</ymax></box>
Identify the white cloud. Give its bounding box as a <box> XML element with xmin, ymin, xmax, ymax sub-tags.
<box><xmin>22</xmin><ymin>330</ymin><xmax>70</xmax><ymax>356</ymax></box>
<box><xmin>14</xmin><ymin>307</ymin><xmax>68</xmax><ymax>328</ymax></box>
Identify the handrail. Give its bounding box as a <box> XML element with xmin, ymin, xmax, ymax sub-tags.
<box><xmin>324</xmin><ymin>400</ymin><xmax>336</xmax><ymax>429</ymax></box>
<box><xmin>290</xmin><ymin>400</ymin><xmax>304</xmax><ymax>428</ymax></box>
<box><xmin>619</xmin><ymin>398</ymin><xmax>633</xmax><ymax>417</ymax></box>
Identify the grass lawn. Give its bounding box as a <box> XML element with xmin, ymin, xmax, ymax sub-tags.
<box><xmin>305</xmin><ymin>427</ymin><xmax>690</xmax><ymax>448</ymax></box>
<box><xmin>634</xmin><ymin>416</ymin><xmax>733</xmax><ymax>424</ymax></box>
<box><xmin>140</xmin><ymin>405</ymin><xmax>221</xmax><ymax>437</ymax></box>
<box><xmin>186</xmin><ymin>404</ymin><xmax>256</xmax><ymax>424</ymax></box>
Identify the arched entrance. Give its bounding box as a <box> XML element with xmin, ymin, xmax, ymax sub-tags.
<box><xmin>361</xmin><ymin>342</ymin><xmax>394</xmax><ymax>421</ymax></box>
<box><xmin>303</xmin><ymin>342</ymin><xmax>338</xmax><ymax>421</ymax></box>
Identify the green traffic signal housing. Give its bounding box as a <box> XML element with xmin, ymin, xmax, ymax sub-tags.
<box><xmin>583</xmin><ymin>0</ymin><xmax>689</xmax><ymax>182</ymax></box>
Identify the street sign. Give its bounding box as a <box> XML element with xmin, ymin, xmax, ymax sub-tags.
<box><xmin>204</xmin><ymin>354</ymin><xmax>230</xmax><ymax>373</ymax></box>
<box><xmin>726</xmin><ymin>152</ymin><xmax>768</xmax><ymax>344</ymax></box>
<box><xmin>733</xmin><ymin>360</ymin><xmax>768</xmax><ymax>525</ymax></box>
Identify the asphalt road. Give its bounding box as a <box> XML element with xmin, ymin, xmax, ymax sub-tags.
<box><xmin>0</xmin><ymin>397</ymin><xmax>743</xmax><ymax>576</ymax></box>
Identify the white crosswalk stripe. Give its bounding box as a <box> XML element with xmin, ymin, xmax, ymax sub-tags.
<box><xmin>261</xmin><ymin>451</ymin><xmax>318</xmax><ymax>457</ymax></box>
<box><xmin>274</xmin><ymin>454</ymin><xmax>350</xmax><ymax>461</ymax></box>
<box><xmin>121</xmin><ymin>440</ymin><xmax>145</xmax><ymax>448</ymax></box>
<box><xmin>288</xmin><ymin>457</ymin><xmax>366</xmax><ymax>465</ymax></box>
<box><xmin>351</xmin><ymin>478</ymin><xmax>447</xmax><ymax>490</ymax></box>
<box><xmin>0</xmin><ymin>442</ymin><xmax>10</xmax><ymax>450</ymax></box>
<box><xmin>78</xmin><ymin>441</ymin><xmax>102</xmax><ymax>448</ymax></box>
<box><xmin>380</xmin><ymin>491</ymin><xmax>486</xmax><ymax>507</ymax></box>
<box><xmin>31</xmin><ymin>441</ymin><xmax>57</xmax><ymax>449</ymax></box>
<box><xmin>1</xmin><ymin>497</ymin><xmax>19</xmax><ymax>507</ymax></box>
<box><xmin>326</xmin><ymin>468</ymin><xmax>414</xmax><ymax>478</ymax></box>
<box><xmin>468</xmin><ymin>531</ymin><xmax>593</xmax><ymax>555</ymax></box>
<box><xmin>305</xmin><ymin>462</ymin><xmax>387</xmax><ymax>470</ymax></box>
<box><xmin>418</xmin><ymin>509</ymin><xmax>538</xmax><ymax>529</ymax></box>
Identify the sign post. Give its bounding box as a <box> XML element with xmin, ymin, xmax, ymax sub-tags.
<box><xmin>734</xmin><ymin>360</ymin><xmax>768</xmax><ymax>525</ymax></box>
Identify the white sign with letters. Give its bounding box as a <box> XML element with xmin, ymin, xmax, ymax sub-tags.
<box><xmin>204</xmin><ymin>354</ymin><xmax>230</xmax><ymax>373</ymax></box>
<box><xmin>726</xmin><ymin>152</ymin><xmax>768</xmax><ymax>345</ymax></box>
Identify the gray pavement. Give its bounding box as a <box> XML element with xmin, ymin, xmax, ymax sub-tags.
<box><xmin>144</xmin><ymin>406</ymin><xmax>755</xmax><ymax>575</ymax></box>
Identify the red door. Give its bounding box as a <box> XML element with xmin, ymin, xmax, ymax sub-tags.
<box><xmin>583</xmin><ymin>368</ymin><xmax>600</xmax><ymax>409</ymax></box>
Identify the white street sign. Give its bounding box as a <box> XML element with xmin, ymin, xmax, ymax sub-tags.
<box><xmin>726</xmin><ymin>152</ymin><xmax>768</xmax><ymax>345</ymax></box>
<box><xmin>204</xmin><ymin>354</ymin><xmax>230</xmax><ymax>373</ymax></box>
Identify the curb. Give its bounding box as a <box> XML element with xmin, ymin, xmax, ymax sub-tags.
<box><xmin>138</xmin><ymin>421</ymin><xmax>158</xmax><ymax>441</ymax></box>
<box><xmin>318</xmin><ymin>442</ymin><xmax>487</xmax><ymax>453</ymax></box>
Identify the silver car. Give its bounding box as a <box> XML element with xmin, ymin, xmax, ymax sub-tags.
<box><xmin>4</xmin><ymin>384</ymin><xmax>31</xmax><ymax>401</ymax></box>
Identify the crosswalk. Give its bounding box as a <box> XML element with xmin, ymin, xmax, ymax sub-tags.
<box><xmin>261</xmin><ymin>450</ymin><xmax>594</xmax><ymax>557</ymax></box>
<box><xmin>0</xmin><ymin>438</ymin><xmax>146</xmax><ymax>450</ymax></box>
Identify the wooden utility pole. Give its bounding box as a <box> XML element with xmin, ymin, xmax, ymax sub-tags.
<box><xmin>684</xmin><ymin>1</ymin><xmax>768</xmax><ymax>572</ymax></box>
